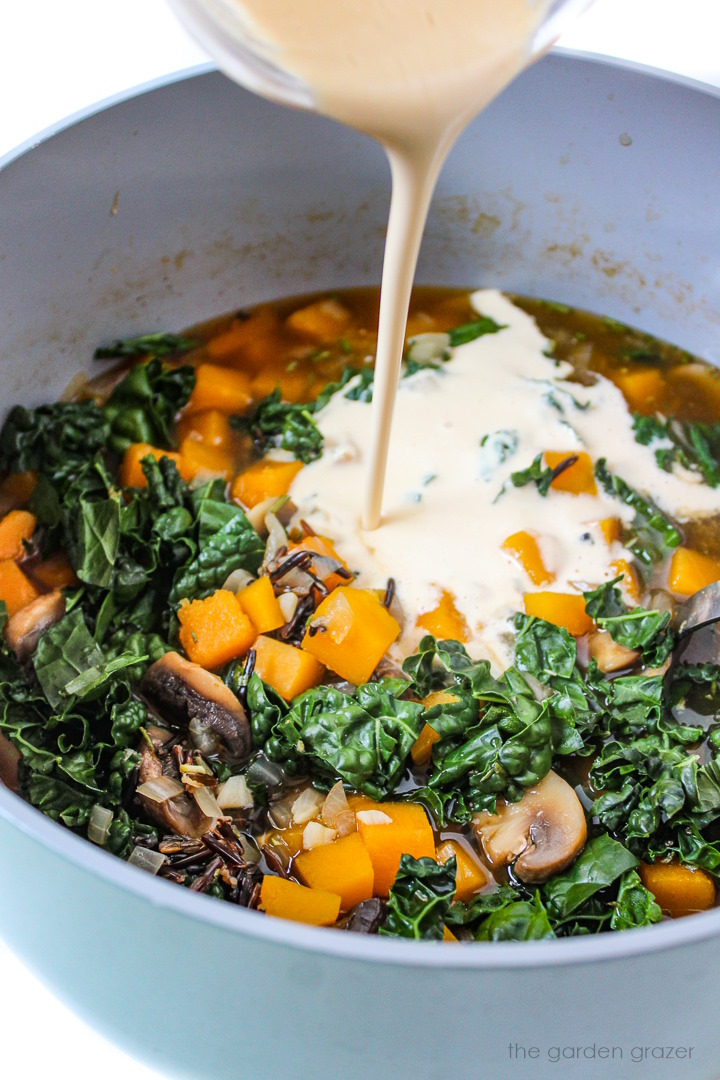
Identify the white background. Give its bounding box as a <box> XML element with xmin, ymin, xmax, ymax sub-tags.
<box><xmin>0</xmin><ymin>2</ymin><xmax>719</xmax><ymax>1078</ymax></box>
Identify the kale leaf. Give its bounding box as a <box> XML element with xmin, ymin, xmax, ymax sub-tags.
<box><xmin>102</xmin><ymin>358</ymin><xmax>196</xmax><ymax>452</ymax></box>
<box><xmin>379</xmin><ymin>855</ymin><xmax>456</xmax><ymax>940</ymax></box>
<box><xmin>633</xmin><ymin>413</ymin><xmax>720</xmax><ymax>488</ymax></box>
<box><xmin>475</xmin><ymin>892</ymin><xmax>555</xmax><ymax>942</ymax></box>
<box><xmin>447</xmin><ymin>316</ymin><xmax>506</xmax><ymax>347</ymax></box>
<box><xmin>94</xmin><ymin>332</ymin><xmax>197</xmax><ymax>360</ymax></box>
<box><xmin>594</xmin><ymin>459</ymin><xmax>682</xmax><ymax>573</ymax></box>
<box><xmin>610</xmin><ymin>870</ymin><xmax>663</xmax><ymax>930</ymax></box>
<box><xmin>583</xmin><ymin>578</ymin><xmax>673</xmax><ymax>667</ymax></box>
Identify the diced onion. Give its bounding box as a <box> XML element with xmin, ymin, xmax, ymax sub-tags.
<box><xmin>239</xmin><ymin>834</ymin><xmax>262</xmax><ymax>864</ymax></box>
<box><xmin>264</xmin><ymin>512</ymin><xmax>287</xmax><ymax>565</ymax></box>
<box><xmin>264</xmin><ymin>449</ymin><xmax>296</xmax><ymax>463</ymax></box>
<box><xmin>267</xmin><ymin>790</ymin><xmax>298</xmax><ymax>829</ymax></box>
<box><xmin>405</xmin><ymin>332</ymin><xmax>450</xmax><ymax>366</ymax></box>
<box><xmin>217</xmin><ymin>774</ymin><xmax>254</xmax><ymax>810</ymax></box>
<box><xmin>246</xmin><ymin>756</ymin><xmax>286</xmax><ymax>790</ymax></box>
<box><xmin>88</xmin><ymin>805</ymin><xmax>114</xmax><ymax>846</ymax></box>
<box><xmin>246</xmin><ymin>497</ymin><xmax>277</xmax><ymax>534</ymax></box>
<box><xmin>321</xmin><ymin>781</ymin><xmax>349</xmax><ymax>828</ymax></box>
<box><xmin>193</xmin><ymin>785</ymin><xmax>224</xmax><ymax>821</ymax></box>
<box><xmin>136</xmin><ymin>775</ymin><xmax>184</xmax><ymax>803</ymax></box>
<box><xmin>278</xmin><ymin>592</ymin><xmax>299</xmax><ymax>623</ymax></box>
<box><xmin>356</xmin><ymin>809</ymin><xmax>392</xmax><ymax>826</ymax></box>
<box><xmin>335</xmin><ymin>810</ymin><xmax>357</xmax><ymax>838</ymax></box>
<box><xmin>302</xmin><ymin>821</ymin><xmax>337</xmax><ymax>850</ymax></box>
<box><xmin>128</xmin><ymin>846</ymin><xmax>167</xmax><ymax>875</ymax></box>
<box><xmin>292</xmin><ymin>786</ymin><xmax>325</xmax><ymax>825</ymax></box>
<box><xmin>223</xmin><ymin>568</ymin><xmax>255</xmax><ymax>593</ymax></box>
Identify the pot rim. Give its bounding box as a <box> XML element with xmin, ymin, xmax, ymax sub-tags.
<box><xmin>2</xmin><ymin>50</ymin><xmax>720</xmax><ymax>971</ymax></box>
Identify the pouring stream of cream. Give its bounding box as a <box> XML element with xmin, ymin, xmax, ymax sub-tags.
<box><xmin>169</xmin><ymin>0</ymin><xmax>557</xmax><ymax>526</ymax></box>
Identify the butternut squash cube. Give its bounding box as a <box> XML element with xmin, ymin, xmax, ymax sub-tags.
<box><xmin>639</xmin><ymin>860</ymin><xmax>715</xmax><ymax>918</ymax></box>
<box><xmin>416</xmin><ymin>590</ymin><xmax>469</xmax><ymax>642</ymax></box>
<box><xmin>287</xmin><ymin>298</ymin><xmax>352</xmax><ymax>342</ymax></box>
<box><xmin>0</xmin><ymin>559</ymin><xmax>40</xmax><ymax>616</ymax></box>
<box><xmin>186</xmin><ymin>363</ymin><xmax>252</xmax><ymax>414</ymax></box>
<box><xmin>543</xmin><ymin>451</ymin><xmax>597</xmax><ymax>496</ymax></box>
<box><xmin>611</xmin><ymin>558</ymin><xmax>642</xmax><ymax>602</ymax></box>
<box><xmin>597</xmin><ymin>517</ymin><xmax>622</xmax><ymax>545</ymax></box>
<box><xmin>0</xmin><ymin>471</ymin><xmax>37</xmax><ymax>508</ymax></box>
<box><xmin>0</xmin><ymin>510</ymin><xmax>36</xmax><ymax>562</ymax></box>
<box><xmin>289</xmin><ymin>535</ymin><xmax>351</xmax><ymax>591</ymax></box>
<box><xmin>295</xmin><ymin>832</ymin><xmax>375</xmax><ymax>911</ymax></box>
<box><xmin>238</xmin><ymin>576</ymin><xmax>285</xmax><ymax>634</ymax></box>
<box><xmin>179</xmin><ymin>436</ymin><xmax>234</xmax><ymax>482</ymax></box>
<box><xmin>356</xmin><ymin>801</ymin><xmax>435</xmax><ymax>896</ymax></box>
<box><xmin>502</xmin><ymin>531</ymin><xmax>554</xmax><ymax>586</ymax></box>
<box><xmin>615</xmin><ymin>368</ymin><xmax>664</xmax><ymax>413</ymax></box>
<box><xmin>259</xmin><ymin>875</ymin><xmax>341</xmax><ymax>926</ymax></box>
<box><xmin>302</xmin><ymin>586</ymin><xmax>400</xmax><ymax>685</ymax></box>
<box><xmin>253</xmin><ymin>634</ymin><xmax>325</xmax><ymax>701</ymax></box>
<box><xmin>410</xmin><ymin>690</ymin><xmax>459</xmax><ymax>766</ymax></box>
<box><xmin>231</xmin><ymin>459</ymin><xmax>303</xmax><ymax>509</ymax></box>
<box><xmin>668</xmin><ymin>547</ymin><xmax>720</xmax><ymax>597</ymax></box>
<box><xmin>178</xmin><ymin>589</ymin><xmax>256</xmax><ymax>669</ymax></box>
<box><xmin>436</xmin><ymin>839</ymin><xmax>490</xmax><ymax>902</ymax></box>
<box><xmin>523</xmin><ymin>591</ymin><xmax>595</xmax><ymax>636</ymax></box>
<box><xmin>177</xmin><ymin>408</ymin><xmax>234</xmax><ymax>450</ymax></box>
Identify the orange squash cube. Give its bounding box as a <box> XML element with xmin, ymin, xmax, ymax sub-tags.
<box><xmin>178</xmin><ymin>589</ymin><xmax>256</xmax><ymax>669</ymax></box>
<box><xmin>259</xmin><ymin>876</ymin><xmax>341</xmax><ymax>926</ymax></box>
<box><xmin>252</xmin><ymin>634</ymin><xmax>325</xmax><ymax>701</ymax></box>
<box><xmin>416</xmin><ymin>590</ymin><xmax>469</xmax><ymax>642</ymax></box>
<box><xmin>119</xmin><ymin>443</ymin><xmax>191</xmax><ymax>488</ymax></box>
<box><xmin>286</xmin><ymin>298</ymin><xmax>352</xmax><ymax>342</ymax></box>
<box><xmin>596</xmin><ymin>517</ymin><xmax>622</xmax><ymax>545</ymax></box>
<box><xmin>230</xmin><ymin>459</ymin><xmax>304</xmax><ymax>509</ymax></box>
<box><xmin>302</xmin><ymin>586</ymin><xmax>400</xmax><ymax>685</ymax></box>
<box><xmin>639</xmin><ymin>860</ymin><xmax>715</xmax><ymax>918</ymax></box>
<box><xmin>543</xmin><ymin>451</ymin><xmax>597</xmax><ymax>496</ymax></box>
<box><xmin>502</xmin><ymin>531</ymin><xmax>554</xmax><ymax>586</ymax></box>
<box><xmin>668</xmin><ymin>547</ymin><xmax>720</xmax><ymax>597</ymax></box>
<box><xmin>443</xmin><ymin>925</ymin><xmax>458</xmax><ymax>942</ymax></box>
<box><xmin>611</xmin><ymin>558</ymin><xmax>642</xmax><ymax>602</ymax></box>
<box><xmin>0</xmin><ymin>559</ymin><xmax>40</xmax><ymax>616</ymax></box>
<box><xmin>179</xmin><ymin>436</ymin><xmax>234</xmax><ymax>482</ymax></box>
<box><xmin>356</xmin><ymin>801</ymin><xmax>435</xmax><ymax>897</ymax></box>
<box><xmin>616</xmin><ymin>368</ymin><xmax>664</xmax><ymax>413</ymax></box>
<box><xmin>523</xmin><ymin>591</ymin><xmax>595</xmax><ymax>636</ymax></box>
<box><xmin>186</xmin><ymin>363</ymin><xmax>252</xmax><ymax>414</ymax></box>
<box><xmin>436</xmin><ymin>839</ymin><xmax>490</xmax><ymax>902</ymax></box>
<box><xmin>177</xmin><ymin>408</ymin><xmax>234</xmax><ymax>450</ymax></box>
<box><xmin>295</xmin><ymin>832</ymin><xmax>375</xmax><ymax>911</ymax></box>
<box><xmin>0</xmin><ymin>510</ymin><xmax>36</xmax><ymax>562</ymax></box>
<box><xmin>237</xmin><ymin>576</ymin><xmax>285</xmax><ymax>634</ymax></box>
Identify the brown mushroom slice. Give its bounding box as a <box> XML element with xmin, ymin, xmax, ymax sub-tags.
<box><xmin>473</xmin><ymin>770</ymin><xmax>587</xmax><ymax>884</ymax></box>
<box><xmin>140</xmin><ymin>652</ymin><xmax>251</xmax><ymax>766</ymax></box>
<box><xmin>587</xmin><ymin>630</ymin><xmax>640</xmax><ymax>674</ymax></box>
<box><xmin>137</xmin><ymin>733</ymin><xmax>214</xmax><ymax>839</ymax></box>
<box><xmin>5</xmin><ymin>590</ymin><xmax>65</xmax><ymax>662</ymax></box>
<box><xmin>0</xmin><ymin>731</ymin><xmax>20</xmax><ymax>793</ymax></box>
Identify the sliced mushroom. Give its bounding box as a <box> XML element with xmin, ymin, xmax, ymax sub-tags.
<box><xmin>5</xmin><ymin>590</ymin><xmax>65</xmax><ymax>662</ymax></box>
<box><xmin>140</xmin><ymin>652</ymin><xmax>251</xmax><ymax>766</ymax></box>
<box><xmin>344</xmin><ymin>897</ymin><xmax>386</xmax><ymax>934</ymax></box>
<box><xmin>136</xmin><ymin>729</ymin><xmax>214</xmax><ymax>839</ymax></box>
<box><xmin>587</xmin><ymin>630</ymin><xmax>640</xmax><ymax>674</ymax></box>
<box><xmin>473</xmin><ymin>770</ymin><xmax>587</xmax><ymax>884</ymax></box>
<box><xmin>0</xmin><ymin>731</ymin><xmax>20</xmax><ymax>793</ymax></box>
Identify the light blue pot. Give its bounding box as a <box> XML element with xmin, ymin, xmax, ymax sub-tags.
<box><xmin>1</xmin><ymin>54</ymin><xmax>719</xmax><ymax>1080</ymax></box>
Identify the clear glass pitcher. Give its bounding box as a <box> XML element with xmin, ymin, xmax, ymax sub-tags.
<box><xmin>167</xmin><ymin>0</ymin><xmax>596</xmax><ymax>111</ymax></box>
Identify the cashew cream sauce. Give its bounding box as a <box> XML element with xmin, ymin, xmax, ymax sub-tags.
<box><xmin>197</xmin><ymin>0</ymin><xmax>555</xmax><ymax>528</ymax></box>
<box><xmin>289</xmin><ymin>291</ymin><xmax>718</xmax><ymax>669</ymax></box>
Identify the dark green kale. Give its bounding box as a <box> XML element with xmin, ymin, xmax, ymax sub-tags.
<box><xmin>633</xmin><ymin>414</ymin><xmax>720</xmax><ymax>488</ymax></box>
<box><xmin>94</xmin><ymin>332</ymin><xmax>197</xmax><ymax>360</ymax></box>
<box><xmin>270</xmin><ymin>679</ymin><xmax>424</xmax><ymax>799</ymax></box>
<box><xmin>0</xmin><ymin>401</ymin><xmax>109</xmax><ymax>489</ymax></box>
<box><xmin>475</xmin><ymin>892</ymin><xmax>555</xmax><ymax>941</ymax></box>
<box><xmin>583</xmin><ymin>578</ymin><xmax>673</xmax><ymax>668</ymax></box>
<box><xmin>594</xmin><ymin>458</ymin><xmax>682</xmax><ymax>574</ymax></box>
<box><xmin>447</xmin><ymin>316</ymin><xmax>506</xmax><ymax>347</ymax></box>
<box><xmin>510</xmin><ymin>452</ymin><xmax>579</xmax><ymax>496</ymax></box>
<box><xmin>610</xmin><ymin>870</ymin><xmax>663</xmax><ymax>930</ymax></box>
<box><xmin>542</xmin><ymin>834</ymin><xmax>639</xmax><ymax>921</ymax></box>
<box><xmin>379</xmin><ymin>855</ymin><xmax>457</xmax><ymax>940</ymax></box>
<box><xmin>102</xmin><ymin>358</ymin><xmax>196</xmax><ymax>452</ymax></box>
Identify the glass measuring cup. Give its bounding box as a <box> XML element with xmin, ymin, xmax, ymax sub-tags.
<box><xmin>167</xmin><ymin>0</ymin><xmax>596</xmax><ymax>112</ymax></box>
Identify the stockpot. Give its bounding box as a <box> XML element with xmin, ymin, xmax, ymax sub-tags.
<box><xmin>1</xmin><ymin>53</ymin><xmax>719</xmax><ymax>1080</ymax></box>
